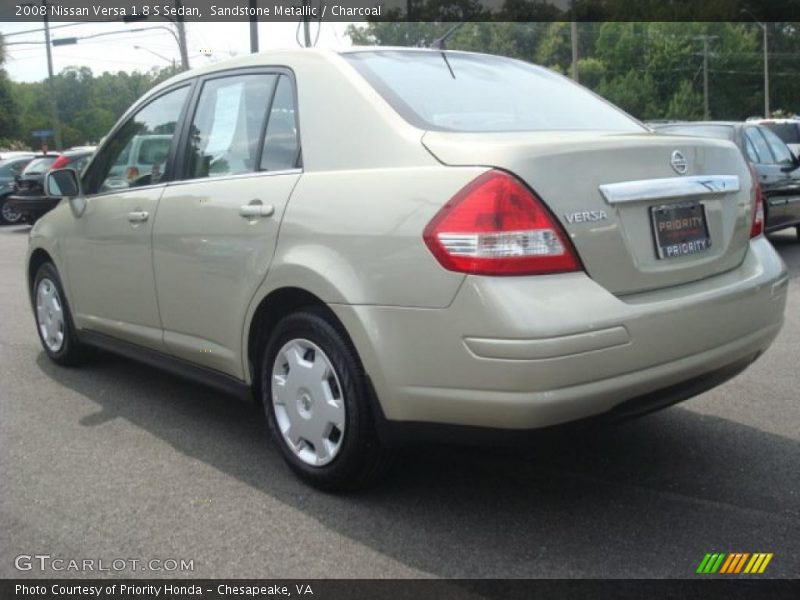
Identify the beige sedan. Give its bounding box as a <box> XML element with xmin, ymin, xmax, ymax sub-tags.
<box><xmin>28</xmin><ymin>49</ymin><xmax>787</xmax><ymax>489</ymax></box>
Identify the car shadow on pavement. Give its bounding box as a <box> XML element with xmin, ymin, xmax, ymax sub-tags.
<box><xmin>768</xmin><ymin>231</ymin><xmax>800</xmax><ymax>275</ymax></box>
<box><xmin>35</xmin><ymin>350</ymin><xmax>800</xmax><ymax>578</ymax></box>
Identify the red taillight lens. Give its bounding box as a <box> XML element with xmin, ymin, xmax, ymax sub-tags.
<box><xmin>423</xmin><ymin>170</ymin><xmax>581</xmax><ymax>276</ymax></box>
<box><xmin>748</xmin><ymin>165</ymin><xmax>764</xmax><ymax>238</ymax></box>
<box><xmin>50</xmin><ymin>155</ymin><xmax>70</xmax><ymax>170</ymax></box>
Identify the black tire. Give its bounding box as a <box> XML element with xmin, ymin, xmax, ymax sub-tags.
<box><xmin>796</xmin><ymin>225</ymin><xmax>800</xmax><ymax>241</ymax></box>
<box><xmin>0</xmin><ymin>195</ymin><xmax>24</xmax><ymax>225</ymax></box>
<box><xmin>261</xmin><ymin>308</ymin><xmax>394</xmax><ymax>491</ymax></box>
<box><xmin>32</xmin><ymin>262</ymin><xmax>92</xmax><ymax>366</ymax></box>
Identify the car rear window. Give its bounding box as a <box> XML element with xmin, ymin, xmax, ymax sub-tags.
<box><xmin>22</xmin><ymin>156</ymin><xmax>58</xmax><ymax>175</ymax></box>
<box><xmin>763</xmin><ymin>122</ymin><xmax>800</xmax><ymax>145</ymax></box>
<box><xmin>342</xmin><ymin>50</ymin><xmax>644</xmax><ymax>133</ymax></box>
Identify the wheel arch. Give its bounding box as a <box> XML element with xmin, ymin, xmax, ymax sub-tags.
<box><xmin>27</xmin><ymin>247</ymin><xmax>55</xmax><ymax>301</ymax></box>
<box><xmin>245</xmin><ymin>286</ymin><xmax>357</xmax><ymax>403</ymax></box>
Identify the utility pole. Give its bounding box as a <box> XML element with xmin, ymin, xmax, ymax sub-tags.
<box><xmin>741</xmin><ymin>10</ymin><xmax>769</xmax><ymax>117</ymax></box>
<box><xmin>173</xmin><ymin>0</ymin><xmax>190</xmax><ymax>70</ymax></box>
<box><xmin>301</xmin><ymin>0</ymin><xmax>312</xmax><ymax>47</ymax></box>
<box><xmin>41</xmin><ymin>0</ymin><xmax>62</xmax><ymax>150</ymax></box>
<box><xmin>570</xmin><ymin>0</ymin><xmax>578</xmax><ymax>82</ymax></box>
<box><xmin>702</xmin><ymin>36</ymin><xmax>710</xmax><ymax>120</ymax></box>
<box><xmin>249</xmin><ymin>0</ymin><xmax>259</xmax><ymax>53</ymax></box>
<box><xmin>762</xmin><ymin>23</ymin><xmax>770</xmax><ymax>117</ymax></box>
<box><xmin>571</xmin><ymin>21</ymin><xmax>579</xmax><ymax>82</ymax></box>
<box><xmin>694</xmin><ymin>35</ymin><xmax>717</xmax><ymax>120</ymax></box>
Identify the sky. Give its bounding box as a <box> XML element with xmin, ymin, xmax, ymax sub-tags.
<box><xmin>1</xmin><ymin>21</ymin><xmax>357</xmax><ymax>82</ymax></box>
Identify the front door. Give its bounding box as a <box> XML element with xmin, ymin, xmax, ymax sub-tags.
<box><xmin>63</xmin><ymin>85</ymin><xmax>191</xmax><ymax>349</ymax></box>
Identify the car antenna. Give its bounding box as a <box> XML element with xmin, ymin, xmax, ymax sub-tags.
<box><xmin>430</xmin><ymin>21</ymin><xmax>465</xmax><ymax>51</ymax></box>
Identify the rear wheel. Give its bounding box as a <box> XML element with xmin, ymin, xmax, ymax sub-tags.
<box><xmin>0</xmin><ymin>196</ymin><xmax>23</xmax><ymax>225</ymax></box>
<box><xmin>261</xmin><ymin>308</ymin><xmax>393</xmax><ymax>491</ymax></box>
<box><xmin>32</xmin><ymin>262</ymin><xmax>91</xmax><ymax>366</ymax></box>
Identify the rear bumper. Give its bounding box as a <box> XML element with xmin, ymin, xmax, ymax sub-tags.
<box><xmin>332</xmin><ymin>237</ymin><xmax>787</xmax><ymax>431</ymax></box>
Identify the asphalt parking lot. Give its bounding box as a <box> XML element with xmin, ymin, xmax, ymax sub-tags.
<box><xmin>0</xmin><ymin>224</ymin><xmax>798</xmax><ymax>579</ymax></box>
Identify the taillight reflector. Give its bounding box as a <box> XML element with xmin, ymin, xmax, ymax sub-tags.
<box><xmin>748</xmin><ymin>165</ymin><xmax>765</xmax><ymax>238</ymax></box>
<box><xmin>50</xmin><ymin>155</ymin><xmax>70</xmax><ymax>170</ymax></box>
<box><xmin>423</xmin><ymin>170</ymin><xmax>581</xmax><ymax>276</ymax></box>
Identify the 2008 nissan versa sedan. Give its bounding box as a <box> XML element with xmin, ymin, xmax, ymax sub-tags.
<box><xmin>28</xmin><ymin>48</ymin><xmax>788</xmax><ymax>489</ymax></box>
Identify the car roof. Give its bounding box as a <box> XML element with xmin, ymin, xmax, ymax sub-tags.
<box><xmin>147</xmin><ymin>47</ymin><xmax>501</xmax><ymax>93</ymax></box>
<box><xmin>62</xmin><ymin>149</ymin><xmax>93</xmax><ymax>158</ymax></box>
<box><xmin>750</xmin><ymin>118</ymin><xmax>800</xmax><ymax>124</ymax></box>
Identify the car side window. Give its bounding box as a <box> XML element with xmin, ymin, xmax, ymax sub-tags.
<box><xmin>260</xmin><ymin>75</ymin><xmax>300</xmax><ymax>172</ymax></box>
<box><xmin>84</xmin><ymin>85</ymin><xmax>189</xmax><ymax>195</ymax></box>
<box><xmin>185</xmin><ymin>74</ymin><xmax>277</xmax><ymax>180</ymax></box>
<box><xmin>744</xmin><ymin>128</ymin><xmax>774</xmax><ymax>165</ymax></box>
<box><xmin>760</xmin><ymin>127</ymin><xmax>795</xmax><ymax>165</ymax></box>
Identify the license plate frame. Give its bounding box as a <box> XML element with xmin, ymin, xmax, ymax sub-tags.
<box><xmin>650</xmin><ymin>201</ymin><xmax>712</xmax><ymax>260</ymax></box>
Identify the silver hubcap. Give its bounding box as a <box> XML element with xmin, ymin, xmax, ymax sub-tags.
<box><xmin>271</xmin><ymin>339</ymin><xmax>346</xmax><ymax>467</ymax></box>
<box><xmin>2</xmin><ymin>201</ymin><xmax>21</xmax><ymax>223</ymax></box>
<box><xmin>36</xmin><ymin>278</ymin><xmax>65</xmax><ymax>352</ymax></box>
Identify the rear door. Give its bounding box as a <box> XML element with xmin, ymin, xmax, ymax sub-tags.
<box><xmin>153</xmin><ymin>70</ymin><xmax>301</xmax><ymax>378</ymax></box>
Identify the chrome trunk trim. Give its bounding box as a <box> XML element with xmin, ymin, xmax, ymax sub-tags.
<box><xmin>599</xmin><ymin>175</ymin><xmax>740</xmax><ymax>205</ymax></box>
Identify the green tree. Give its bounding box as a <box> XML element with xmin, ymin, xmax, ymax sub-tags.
<box><xmin>0</xmin><ymin>33</ymin><xmax>22</xmax><ymax>147</ymax></box>
<box><xmin>666</xmin><ymin>80</ymin><xmax>704</xmax><ymax>120</ymax></box>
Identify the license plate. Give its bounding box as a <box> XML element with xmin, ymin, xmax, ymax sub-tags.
<box><xmin>650</xmin><ymin>202</ymin><xmax>711</xmax><ymax>259</ymax></box>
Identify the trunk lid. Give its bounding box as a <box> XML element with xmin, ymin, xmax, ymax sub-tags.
<box><xmin>422</xmin><ymin>130</ymin><xmax>753</xmax><ymax>295</ymax></box>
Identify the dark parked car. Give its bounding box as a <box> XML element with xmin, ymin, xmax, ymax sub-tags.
<box><xmin>9</xmin><ymin>150</ymin><xmax>93</xmax><ymax>222</ymax></box>
<box><xmin>655</xmin><ymin>121</ymin><xmax>800</xmax><ymax>238</ymax></box>
<box><xmin>0</xmin><ymin>155</ymin><xmax>35</xmax><ymax>224</ymax></box>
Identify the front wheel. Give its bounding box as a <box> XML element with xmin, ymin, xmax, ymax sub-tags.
<box><xmin>32</xmin><ymin>262</ymin><xmax>92</xmax><ymax>366</ymax></box>
<box><xmin>0</xmin><ymin>196</ymin><xmax>24</xmax><ymax>225</ymax></box>
<box><xmin>261</xmin><ymin>309</ymin><xmax>394</xmax><ymax>491</ymax></box>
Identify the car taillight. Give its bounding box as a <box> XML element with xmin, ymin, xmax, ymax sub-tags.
<box><xmin>50</xmin><ymin>155</ymin><xmax>70</xmax><ymax>170</ymax></box>
<box><xmin>748</xmin><ymin>165</ymin><xmax>764</xmax><ymax>238</ymax></box>
<box><xmin>423</xmin><ymin>170</ymin><xmax>581</xmax><ymax>276</ymax></box>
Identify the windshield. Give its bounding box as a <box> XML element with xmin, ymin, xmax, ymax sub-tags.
<box><xmin>343</xmin><ymin>50</ymin><xmax>645</xmax><ymax>133</ymax></box>
<box><xmin>22</xmin><ymin>156</ymin><xmax>58</xmax><ymax>175</ymax></box>
<box><xmin>0</xmin><ymin>158</ymin><xmax>30</xmax><ymax>178</ymax></box>
<box><xmin>764</xmin><ymin>122</ymin><xmax>800</xmax><ymax>145</ymax></box>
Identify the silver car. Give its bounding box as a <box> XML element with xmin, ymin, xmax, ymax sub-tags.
<box><xmin>29</xmin><ymin>49</ymin><xmax>788</xmax><ymax>489</ymax></box>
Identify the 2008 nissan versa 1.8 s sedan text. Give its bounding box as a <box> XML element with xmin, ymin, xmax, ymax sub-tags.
<box><xmin>28</xmin><ymin>48</ymin><xmax>788</xmax><ymax>490</ymax></box>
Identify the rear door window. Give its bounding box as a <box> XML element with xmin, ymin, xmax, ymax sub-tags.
<box><xmin>185</xmin><ymin>73</ymin><xmax>277</xmax><ymax>179</ymax></box>
<box><xmin>260</xmin><ymin>75</ymin><xmax>300</xmax><ymax>171</ymax></box>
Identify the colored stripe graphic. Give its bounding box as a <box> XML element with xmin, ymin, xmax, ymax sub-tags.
<box><xmin>744</xmin><ymin>553</ymin><xmax>774</xmax><ymax>574</ymax></box>
<box><xmin>719</xmin><ymin>554</ymin><xmax>736</xmax><ymax>574</ymax></box>
<box><xmin>697</xmin><ymin>554</ymin><xmax>713</xmax><ymax>573</ymax></box>
<box><xmin>697</xmin><ymin>553</ymin><xmax>727</xmax><ymax>574</ymax></box>
<box><xmin>699</xmin><ymin>552</ymin><xmax>773</xmax><ymax>575</ymax></box>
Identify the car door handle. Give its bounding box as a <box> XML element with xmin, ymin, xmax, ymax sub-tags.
<box><xmin>239</xmin><ymin>200</ymin><xmax>274</xmax><ymax>218</ymax></box>
<box><xmin>127</xmin><ymin>210</ymin><xmax>149</xmax><ymax>223</ymax></box>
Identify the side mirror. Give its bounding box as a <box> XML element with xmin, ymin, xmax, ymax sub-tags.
<box><xmin>45</xmin><ymin>168</ymin><xmax>81</xmax><ymax>198</ymax></box>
